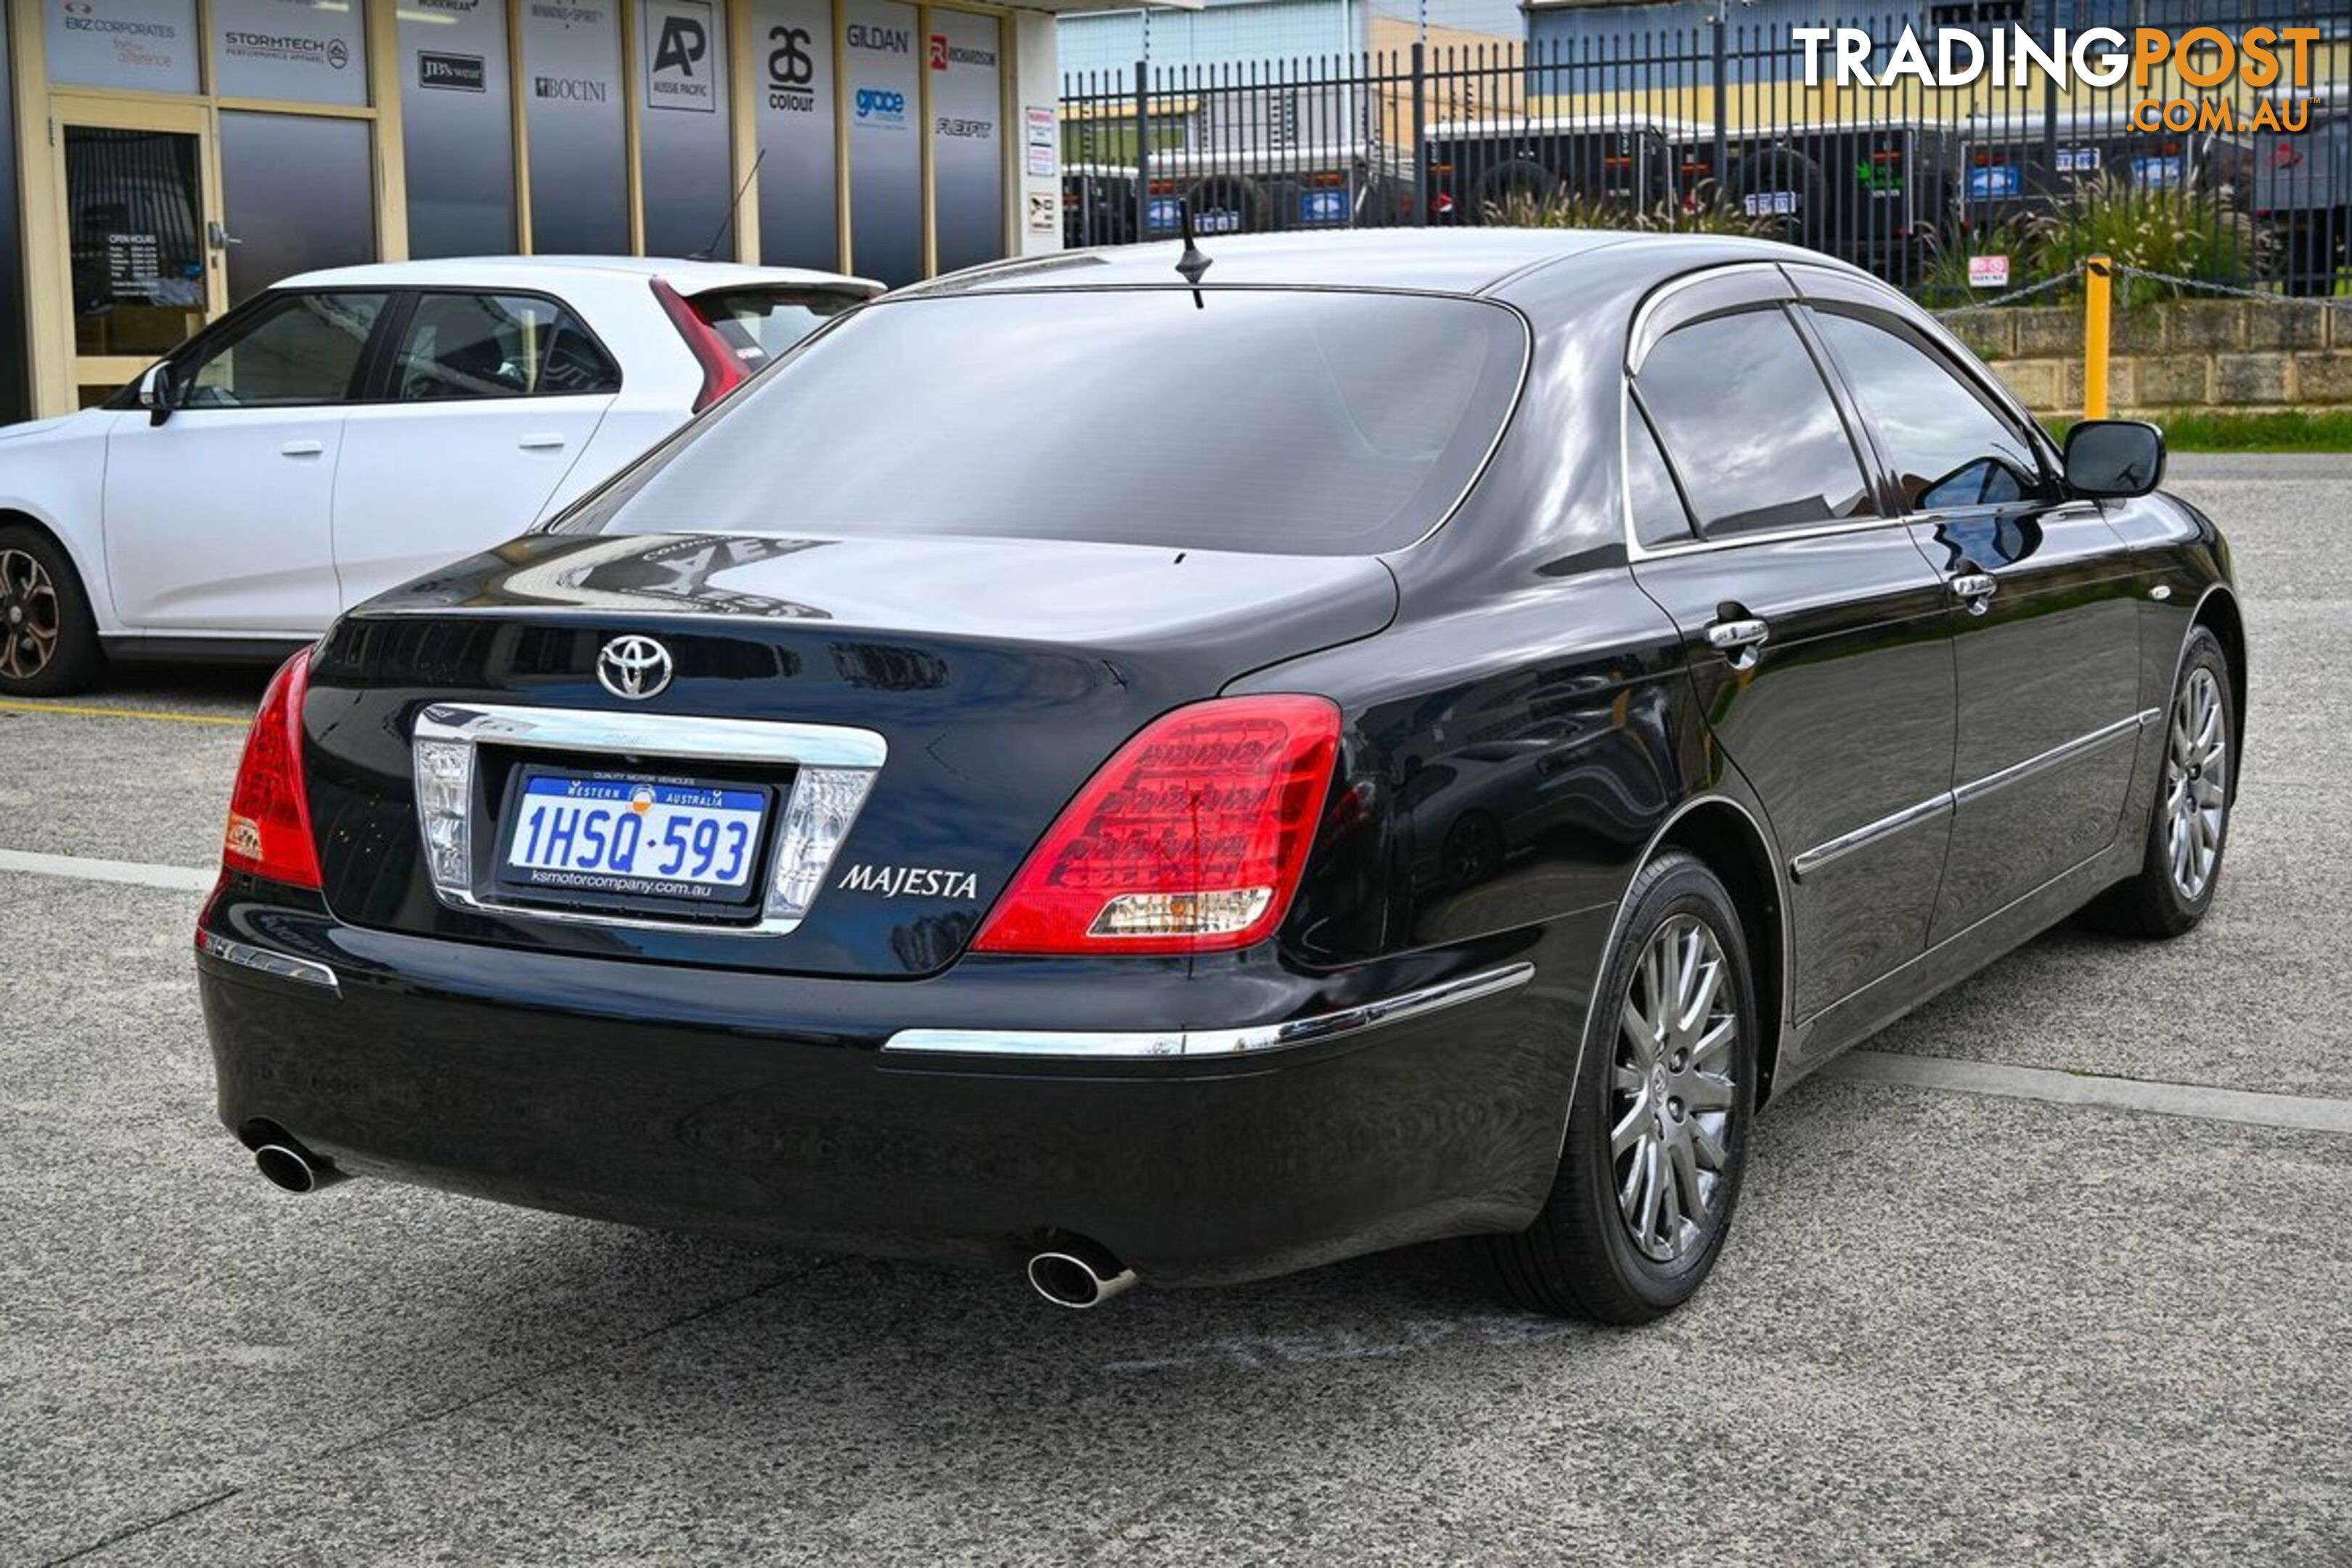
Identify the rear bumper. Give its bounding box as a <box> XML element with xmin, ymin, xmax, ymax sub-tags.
<box><xmin>198</xmin><ymin>889</ymin><xmax>1575</xmax><ymax>1285</ymax></box>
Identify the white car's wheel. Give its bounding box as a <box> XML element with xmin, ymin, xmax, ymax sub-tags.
<box><xmin>0</xmin><ymin>524</ymin><xmax>105</xmax><ymax>697</ymax></box>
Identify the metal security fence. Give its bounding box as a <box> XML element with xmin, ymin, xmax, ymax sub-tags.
<box><xmin>1060</xmin><ymin>4</ymin><xmax>2352</xmax><ymax>301</ymax></box>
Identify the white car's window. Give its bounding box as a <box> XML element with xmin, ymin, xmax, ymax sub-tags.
<box><xmin>687</xmin><ymin>288</ymin><xmax>862</xmax><ymax>366</ymax></box>
<box><xmin>181</xmin><ymin>292</ymin><xmax>386</xmax><ymax>408</ymax></box>
<box><xmin>392</xmin><ymin>293</ymin><xmax>619</xmax><ymax>401</ymax></box>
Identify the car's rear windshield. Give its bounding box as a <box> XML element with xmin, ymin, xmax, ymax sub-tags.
<box><xmin>566</xmin><ymin>287</ymin><xmax>1527</xmax><ymax>556</ymax></box>
<box><xmin>690</xmin><ymin>287</ymin><xmax>863</xmax><ymax>364</ymax></box>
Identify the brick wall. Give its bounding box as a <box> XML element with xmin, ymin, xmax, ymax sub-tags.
<box><xmin>1944</xmin><ymin>301</ymin><xmax>2352</xmax><ymax>419</ymax></box>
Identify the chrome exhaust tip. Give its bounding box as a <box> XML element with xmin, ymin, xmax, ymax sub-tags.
<box><xmin>1026</xmin><ymin>1241</ymin><xmax>1137</xmax><ymax>1310</ymax></box>
<box><xmin>253</xmin><ymin>1141</ymin><xmax>346</xmax><ymax>1194</ymax></box>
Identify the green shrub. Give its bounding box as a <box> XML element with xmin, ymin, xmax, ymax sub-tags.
<box><xmin>1482</xmin><ymin>180</ymin><xmax>1772</xmax><ymax>237</ymax></box>
<box><xmin>1914</xmin><ymin>213</ymin><xmax>2041</xmax><ymax>309</ymax></box>
<box><xmin>2027</xmin><ymin>172</ymin><xmax>2268</xmax><ymax>309</ymax></box>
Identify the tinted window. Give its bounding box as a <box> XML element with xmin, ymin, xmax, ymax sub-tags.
<box><xmin>571</xmin><ymin>290</ymin><xmax>1527</xmax><ymax>557</ymax></box>
<box><xmin>1625</xmin><ymin>406</ymin><xmax>1694</xmax><ymax>548</ymax></box>
<box><xmin>392</xmin><ymin>293</ymin><xmax>618</xmax><ymax>401</ymax></box>
<box><xmin>1811</xmin><ymin>310</ymin><xmax>2044</xmax><ymax>511</ymax></box>
<box><xmin>688</xmin><ymin>289</ymin><xmax>862</xmax><ymax>367</ymax></box>
<box><xmin>181</xmin><ymin>292</ymin><xmax>386</xmax><ymax>407</ymax></box>
<box><xmin>1638</xmin><ymin>309</ymin><xmax>1875</xmax><ymax>539</ymax></box>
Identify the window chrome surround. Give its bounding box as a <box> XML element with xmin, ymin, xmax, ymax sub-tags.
<box><xmin>410</xmin><ymin>703</ymin><xmax>886</xmax><ymax>938</ymax></box>
<box><xmin>199</xmin><ymin>931</ymin><xmax>340</xmax><ymax>994</ymax></box>
<box><xmin>882</xmin><ymin>963</ymin><xmax>1535</xmax><ymax>1060</ymax></box>
<box><xmin>1789</xmin><ymin>710</ymin><xmax>2161</xmax><ymax>881</ymax></box>
<box><xmin>1618</xmin><ymin>259</ymin><xmax>2079</xmax><ymax>565</ymax></box>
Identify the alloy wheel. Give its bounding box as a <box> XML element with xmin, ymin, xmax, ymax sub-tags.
<box><xmin>1611</xmin><ymin>913</ymin><xmax>1739</xmax><ymax>1263</ymax></box>
<box><xmin>0</xmin><ymin>549</ymin><xmax>61</xmax><ymax>682</ymax></box>
<box><xmin>2164</xmin><ymin>666</ymin><xmax>2229</xmax><ymax>902</ymax></box>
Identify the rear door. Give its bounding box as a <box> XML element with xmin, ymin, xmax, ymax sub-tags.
<box><xmin>1797</xmin><ymin>285</ymin><xmax>2142</xmax><ymax>942</ymax></box>
<box><xmin>1625</xmin><ymin>270</ymin><xmax>1959</xmax><ymax>1027</ymax></box>
<box><xmin>102</xmin><ymin>289</ymin><xmax>386</xmax><ymax>632</ymax></box>
<box><xmin>330</xmin><ymin>289</ymin><xmax>618</xmax><ymax>608</ymax></box>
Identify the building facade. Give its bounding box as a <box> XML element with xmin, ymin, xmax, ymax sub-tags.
<box><xmin>1</xmin><ymin>0</ymin><xmax>1092</xmax><ymax>422</ymax></box>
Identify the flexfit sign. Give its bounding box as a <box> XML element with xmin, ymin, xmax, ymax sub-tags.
<box><xmin>1794</xmin><ymin>25</ymin><xmax>2324</xmax><ymax>134</ymax></box>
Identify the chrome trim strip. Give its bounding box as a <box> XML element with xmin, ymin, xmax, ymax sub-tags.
<box><xmin>882</xmin><ymin>963</ymin><xmax>1536</xmax><ymax>1060</ymax></box>
<box><xmin>199</xmin><ymin>931</ymin><xmax>340</xmax><ymax>993</ymax></box>
<box><xmin>1789</xmin><ymin>793</ymin><xmax>1954</xmax><ymax>881</ymax></box>
<box><xmin>1951</xmin><ymin>711</ymin><xmax>2155</xmax><ymax>806</ymax></box>
<box><xmin>414</xmin><ymin>703</ymin><xmax>887</xmax><ymax>770</ymax></box>
<box><xmin>1789</xmin><ymin>710</ymin><xmax>2163</xmax><ymax>880</ymax></box>
<box><xmin>410</xmin><ymin>703</ymin><xmax>886</xmax><ymax>938</ymax></box>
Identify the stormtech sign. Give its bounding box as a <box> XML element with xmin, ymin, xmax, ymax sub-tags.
<box><xmin>224</xmin><ymin>30</ymin><xmax>348</xmax><ymax>68</ymax></box>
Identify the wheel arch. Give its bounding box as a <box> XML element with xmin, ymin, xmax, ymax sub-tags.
<box><xmin>2189</xmin><ymin>583</ymin><xmax>2247</xmax><ymax>768</ymax></box>
<box><xmin>1655</xmin><ymin>798</ymin><xmax>1790</xmax><ymax>1105</ymax></box>
<box><xmin>0</xmin><ymin>505</ymin><xmax>107</xmax><ymax>617</ymax></box>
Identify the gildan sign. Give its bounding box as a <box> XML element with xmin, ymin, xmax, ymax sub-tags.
<box><xmin>642</xmin><ymin>0</ymin><xmax>715</xmax><ymax>112</ymax></box>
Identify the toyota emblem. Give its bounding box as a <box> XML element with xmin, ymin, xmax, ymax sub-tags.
<box><xmin>596</xmin><ymin>635</ymin><xmax>674</xmax><ymax>701</ymax></box>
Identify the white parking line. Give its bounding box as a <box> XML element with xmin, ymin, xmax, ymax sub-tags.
<box><xmin>1824</xmin><ymin>1050</ymin><xmax>2352</xmax><ymax>1136</ymax></box>
<box><xmin>0</xmin><ymin>848</ymin><xmax>215</xmax><ymax>894</ymax></box>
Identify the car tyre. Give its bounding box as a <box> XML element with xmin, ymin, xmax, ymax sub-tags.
<box><xmin>0</xmin><ymin>523</ymin><xmax>105</xmax><ymax>698</ymax></box>
<box><xmin>2085</xmin><ymin>627</ymin><xmax>2235</xmax><ymax>939</ymax></box>
<box><xmin>1483</xmin><ymin>849</ymin><xmax>1758</xmax><ymax>1323</ymax></box>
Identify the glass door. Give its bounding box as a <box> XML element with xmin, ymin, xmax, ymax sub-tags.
<box><xmin>51</xmin><ymin>97</ymin><xmax>226</xmax><ymax>407</ymax></box>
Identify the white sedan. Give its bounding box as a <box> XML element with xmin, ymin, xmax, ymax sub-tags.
<box><xmin>0</xmin><ymin>256</ymin><xmax>880</xmax><ymax>695</ymax></box>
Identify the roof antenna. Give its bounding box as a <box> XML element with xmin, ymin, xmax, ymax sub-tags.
<box><xmin>693</xmin><ymin>146</ymin><xmax>767</xmax><ymax>262</ymax></box>
<box><xmin>1175</xmin><ymin>200</ymin><xmax>1212</xmax><ymax>309</ymax></box>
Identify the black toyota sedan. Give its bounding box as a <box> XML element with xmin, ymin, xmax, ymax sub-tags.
<box><xmin>197</xmin><ymin>232</ymin><xmax>2242</xmax><ymax>1323</ymax></box>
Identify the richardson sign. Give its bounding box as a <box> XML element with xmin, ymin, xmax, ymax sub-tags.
<box><xmin>1794</xmin><ymin>25</ymin><xmax>2325</xmax><ymax>133</ymax></box>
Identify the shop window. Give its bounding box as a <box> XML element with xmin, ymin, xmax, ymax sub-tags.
<box><xmin>929</xmin><ymin>9</ymin><xmax>1005</xmax><ymax>274</ymax></box>
<box><xmin>754</xmin><ymin>0</ymin><xmax>840</xmax><ymax>269</ymax></box>
<box><xmin>844</xmin><ymin>0</ymin><xmax>921</xmax><ymax>286</ymax></box>
<box><xmin>523</xmin><ymin>0</ymin><xmax>630</xmax><ymax>254</ymax></box>
<box><xmin>220</xmin><ymin>113</ymin><xmax>378</xmax><ymax>302</ymax></box>
<box><xmin>639</xmin><ymin>0</ymin><xmax>735</xmax><ymax>256</ymax></box>
<box><xmin>399</xmin><ymin>0</ymin><xmax>517</xmax><ymax>257</ymax></box>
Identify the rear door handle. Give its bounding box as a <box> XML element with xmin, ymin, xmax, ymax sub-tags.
<box><xmin>280</xmin><ymin>439</ymin><xmax>323</xmax><ymax>457</ymax></box>
<box><xmin>1951</xmin><ymin>572</ymin><xmax>1998</xmax><ymax>614</ymax></box>
<box><xmin>518</xmin><ymin>433</ymin><xmax>566</xmax><ymax>451</ymax></box>
<box><xmin>1705</xmin><ymin>616</ymin><xmax>1770</xmax><ymax>669</ymax></box>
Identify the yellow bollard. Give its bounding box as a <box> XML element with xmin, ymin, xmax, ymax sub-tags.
<box><xmin>2083</xmin><ymin>255</ymin><xmax>2112</xmax><ymax>421</ymax></box>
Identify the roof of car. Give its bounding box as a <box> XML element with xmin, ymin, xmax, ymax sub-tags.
<box><xmin>273</xmin><ymin>255</ymin><xmax>884</xmax><ymax>296</ymax></box>
<box><xmin>897</xmin><ymin>229</ymin><xmax>1854</xmax><ymax>301</ymax></box>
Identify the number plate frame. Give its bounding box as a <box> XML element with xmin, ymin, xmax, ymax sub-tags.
<box><xmin>491</xmin><ymin>765</ymin><xmax>778</xmax><ymax>921</ymax></box>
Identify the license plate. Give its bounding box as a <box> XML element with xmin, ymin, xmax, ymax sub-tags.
<box><xmin>1969</xmin><ymin>165</ymin><xmax>2021</xmax><ymax>199</ymax></box>
<box><xmin>1300</xmin><ymin>188</ymin><xmax>1351</xmax><ymax>224</ymax></box>
<box><xmin>1741</xmin><ymin>190</ymin><xmax>1798</xmax><ymax>217</ymax></box>
<box><xmin>502</xmin><ymin>772</ymin><xmax>767</xmax><ymax>905</ymax></box>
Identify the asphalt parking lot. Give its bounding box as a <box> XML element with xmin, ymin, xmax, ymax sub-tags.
<box><xmin>3</xmin><ymin>453</ymin><xmax>2348</xmax><ymax>1566</ymax></box>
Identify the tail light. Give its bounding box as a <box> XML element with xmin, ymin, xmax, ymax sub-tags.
<box><xmin>652</xmin><ymin>279</ymin><xmax>751</xmax><ymax>413</ymax></box>
<box><xmin>971</xmin><ymin>695</ymin><xmax>1342</xmax><ymax>957</ymax></box>
<box><xmin>221</xmin><ymin>647</ymin><xmax>321</xmax><ymax>890</ymax></box>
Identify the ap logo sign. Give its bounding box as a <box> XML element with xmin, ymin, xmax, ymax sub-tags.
<box><xmin>643</xmin><ymin>0</ymin><xmax>715</xmax><ymax>110</ymax></box>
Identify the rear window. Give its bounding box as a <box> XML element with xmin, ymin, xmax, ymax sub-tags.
<box><xmin>690</xmin><ymin>288</ymin><xmax>864</xmax><ymax>367</ymax></box>
<box><xmin>568</xmin><ymin>287</ymin><xmax>1527</xmax><ymax>556</ymax></box>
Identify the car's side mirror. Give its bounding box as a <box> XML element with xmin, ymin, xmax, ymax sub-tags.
<box><xmin>2064</xmin><ymin>420</ymin><xmax>2165</xmax><ymax>499</ymax></box>
<box><xmin>136</xmin><ymin>362</ymin><xmax>176</xmax><ymax>425</ymax></box>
